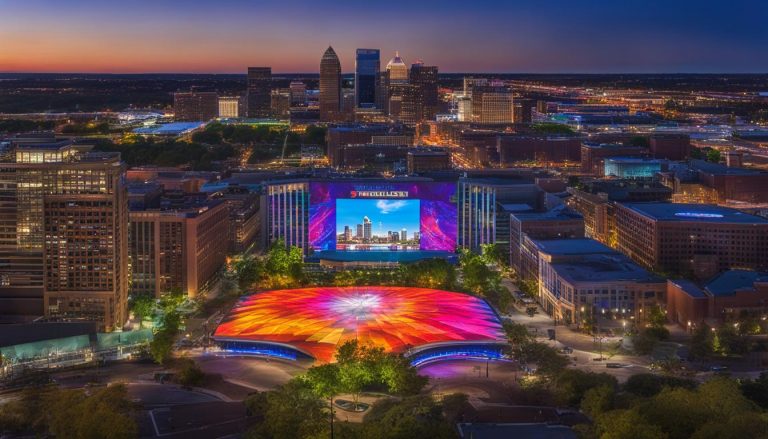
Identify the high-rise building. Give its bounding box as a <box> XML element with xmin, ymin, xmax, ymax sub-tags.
<box><xmin>363</xmin><ymin>216</ymin><xmax>372</xmax><ymax>241</ymax></box>
<box><xmin>355</xmin><ymin>49</ymin><xmax>380</xmax><ymax>108</ymax></box>
<box><xmin>174</xmin><ymin>91</ymin><xmax>218</xmax><ymax>121</ymax></box>
<box><xmin>247</xmin><ymin>67</ymin><xmax>272</xmax><ymax>118</ymax></box>
<box><xmin>320</xmin><ymin>46</ymin><xmax>342</xmax><ymax>122</ymax></box>
<box><xmin>218</xmin><ymin>96</ymin><xmax>241</xmax><ymax>118</ymax></box>
<box><xmin>410</xmin><ymin>63</ymin><xmax>438</xmax><ymax>121</ymax></box>
<box><xmin>401</xmin><ymin>228</ymin><xmax>407</xmax><ymax>242</ymax></box>
<box><xmin>271</xmin><ymin>89</ymin><xmax>291</xmax><ymax>118</ymax></box>
<box><xmin>356</xmin><ymin>224</ymin><xmax>363</xmax><ymax>239</ymax></box>
<box><xmin>386</xmin><ymin>52</ymin><xmax>408</xmax><ymax>82</ymax></box>
<box><xmin>463</xmin><ymin>77</ymin><xmax>488</xmax><ymax>97</ymax></box>
<box><xmin>471</xmin><ymin>86</ymin><xmax>513</xmax><ymax>123</ymax></box>
<box><xmin>513</xmin><ymin>98</ymin><xmax>534</xmax><ymax>124</ymax></box>
<box><xmin>289</xmin><ymin>81</ymin><xmax>307</xmax><ymax>106</ymax></box>
<box><xmin>129</xmin><ymin>200</ymin><xmax>229</xmax><ymax>299</ymax></box>
<box><xmin>0</xmin><ymin>138</ymin><xmax>128</xmax><ymax>330</ymax></box>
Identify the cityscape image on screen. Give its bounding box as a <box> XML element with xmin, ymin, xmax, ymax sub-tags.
<box><xmin>309</xmin><ymin>181</ymin><xmax>457</xmax><ymax>252</ymax></box>
<box><xmin>335</xmin><ymin>199</ymin><xmax>421</xmax><ymax>251</ymax></box>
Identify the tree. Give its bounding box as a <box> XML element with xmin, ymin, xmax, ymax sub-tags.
<box><xmin>130</xmin><ymin>294</ymin><xmax>156</xmax><ymax>327</ymax></box>
<box><xmin>252</xmin><ymin>380</ymin><xmax>330</xmax><ymax>439</ymax></box>
<box><xmin>480</xmin><ymin>243</ymin><xmax>507</xmax><ymax>268</ymax></box>
<box><xmin>176</xmin><ymin>358</ymin><xmax>205</xmax><ymax>387</ymax></box>
<box><xmin>706</xmin><ymin>149</ymin><xmax>721</xmax><ymax>163</ymax></box>
<box><xmin>262</xmin><ymin>239</ymin><xmax>305</xmax><ymax>289</ymax></box>
<box><xmin>554</xmin><ymin>369</ymin><xmax>617</xmax><ymax>407</ymax></box>
<box><xmin>362</xmin><ymin>395</ymin><xmax>457</xmax><ymax>439</ymax></box>
<box><xmin>2</xmin><ymin>385</ymin><xmax>139</xmax><ymax>439</ymax></box>
<box><xmin>149</xmin><ymin>330</ymin><xmax>175</xmax><ymax>365</ymax></box>
<box><xmin>740</xmin><ymin>372</ymin><xmax>768</xmax><ymax>409</ymax></box>
<box><xmin>581</xmin><ymin>384</ymin><xmax>615</xmax><ymax>419</ymax></box>
<box><xmin>624</xmin><ymin>374</ymin><xmax>696</xmax><ymax>397</ymax></box>
<box><xmin>399</xmin><ymin>258</ymin><xmax>457</xmax><ymax>290</ymax></box>
<box><xmin>595</xmin><ymin>409</ymin><xmax>667</xmax><ymax>439</ymax></box>
<box><xmin>690</xmin><ymin>323</ymin><xmax>713</xmax><ymax>359</ymax></box>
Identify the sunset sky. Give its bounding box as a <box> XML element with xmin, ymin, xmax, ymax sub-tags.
<box><xmin>1</xmin><ymin>0</ymin><xmax>766</xmax><ymax>73</ymax></box>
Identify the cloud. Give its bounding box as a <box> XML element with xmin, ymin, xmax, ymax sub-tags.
<box><xmin>376</xmin><ymin>199</ymin><xmax>408</xmax><ymax>214</ymax></box>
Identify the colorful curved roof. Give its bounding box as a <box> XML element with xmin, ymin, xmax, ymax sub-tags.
<box><xmin>214</xmin><ymin>286</ymin><xmax>505</xmax><ymax>363</ymax></box>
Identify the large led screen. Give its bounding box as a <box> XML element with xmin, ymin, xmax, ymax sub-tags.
<box><xmin>214</xmin><ymin>286</ymin><xmax>506</xmax><ymax>363</ymax></box>
<box><xmin>309</xmin><ymin>182</ymin><xmax>457</xmax><ymax>252</ymax></box>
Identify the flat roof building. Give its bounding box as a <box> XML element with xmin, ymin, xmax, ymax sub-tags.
<box><xmin>667</xmin><ymin>270</ymin><xmax>768</xmax><ymax>329</ymax></box>
<box><xmin>616</xmin><ymin>203</ymin><xmax>768</xmax><ymax>279</ymax></box>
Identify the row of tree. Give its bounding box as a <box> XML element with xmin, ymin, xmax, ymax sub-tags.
<box><xmin>0</xmin><ymin>384</ymin><xmax>138</xmax><ymax>438</ymax></box>
<box><xmin>227</xmin><ymin>241</ymin><xmax>512</xmax><ymax>314</ymax></box>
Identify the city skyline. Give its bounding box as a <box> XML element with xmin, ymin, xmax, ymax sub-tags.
<box><xmin>1</xmin><ymin>0</ymin><xmax>767</xmax><ymax>73</ymax></box>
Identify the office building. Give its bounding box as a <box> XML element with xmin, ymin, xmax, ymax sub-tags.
<box><xmin>604</xmin><ymin>157</ymin><xmax>664</xmax><ymax>178</ymax></box>
<box><xmin>289</xmin><ymin>81</ymin><xmax>307</xmax><ymax>106</ymax></box>
<box><xmin>513</xmin><ymin>98</ymin><xmax>534</xmax><ymax>124</ymax></box>
<box><xmin>615</xmin><ymin>203</ymin><xmax>768</xmax><ymax>279</ymax></box>
<box><xmin>320</xmin><ymin>47</ymin><xmax>342</xmax><ymax>122</ymax></box>
<box><xmin>649</xmin><ymin>134</ymin><xmax>690</xmax><ymax>160</ymax></box>
<box><xmin>567</xmin><ymin>179</ymin><xmax>672</xmax><ymax>247</ymax></box>
<box><xmin>497</xmin><ymin>135</ymin><xmax>581</xmax><ymax>165</ymax></box>
<box><xmin>355</xmin><ymin>49</ymin><xmax>380</xmax><ymax>108</ymax></box>
<box><xmin>536</xmin><ymin>242</ymin><xmax>665</xmax><ymax>324</ymax></box>
<box><xmin>218</xmin><ymin>96</ymin><xmax>241</xmax><ymax>118</ymax></box>
<box><xmin>0</xmin><ymin>139</ymin><xmax>128</xmax><ymax>330</ymax></box>
<box><xmin>471</xmin><ymin>86</ymin><xmax>514</xmax><ymax>123</ymax></box>
<box><xmin>271</xmin><ymin>89</ymin><xmax>291</xmax><ymax>118</ymax></box>
<box><xmin>667</xmin><ymin>270</ymin><xmax>768</xmax><ymax>329</ymax></box>
<box><xmin>463</xmin><ymin>77</ymin><xmax>488</xmax><ymax>97</ymax></box>
<box><xmin>510</xmin><ymin>206</ymin><xmax>584</xmax><ymax>275</ymax></box>
<box><xmin>261</xmin><ymin>181</ymin><xmax>310</xmax><ymax>252</ymax></box>
<box><xmin>247</xmin><ymin>67</ymin><xmax>272</xmax><ymax>118</ymax></box>
<box><xmin>581</xmin><ymin>142</ymin><xmax>648</xmax><ymax>174</ymax></box>
<box><xmin>410</xmin><ymin>63</ymin><xmax>439</xmax><ymax>121</ymax></box>
<box><xmin>174</xmin><ymin>91</ymin><xmax>218</xmax><ymax>121</ymax></box>
<box><xmin>129</xmin><ymin>200</ymin><xmax>229</xmax><ymax>298</ymax></box>
<box><xmin>407</xmin><ymin>149</ymin><xmax>451</xmax><ymax>173</ymax></box>
<box><xmin>385</xmin><ymin>51</ymin><xmax>408</xmax><ymax>82</ymax></box>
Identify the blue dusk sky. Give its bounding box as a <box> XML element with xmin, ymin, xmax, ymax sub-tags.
<box><xmin>1</xmin><ymin>0</ymin><xmax>767</xmax><ymax>73</ymax></box>
<box><xmin>336</xmin><ymin>199</ymin><xmax>420</xmax><ymax>238</ymax></box>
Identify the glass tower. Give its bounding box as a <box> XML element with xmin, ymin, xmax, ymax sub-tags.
<box><xmin>355</xmin><ymin>49</ymin><xmax>380</xmax><ymax>109</ymax></box>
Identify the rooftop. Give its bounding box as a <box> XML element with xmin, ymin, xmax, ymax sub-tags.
<box><xmin>133</xmin><ymin>121</ymin><xmax>206</xmax><ymax>136</ymax></box>
<box><xmin>670</xmin><ymin>279</ymin><xmax>708</xmax><ymax>299</ymax></box>
<box><xmin>691</xmin><ymin>159</ymin><xmax>765</xmax><ymax>176</ymax></box>
<box><xmin>552</xmin><ymin>254</ymin><xmax>661</xmax><ymax>283</ymax></box>
<box><xmin>705</xmin><ymin>270</ymin><xmax>768</xmax><ymax>297</ymax></box>
<box><xmin>532</xmin><ymin>238</ymin><xmax>615</xmax><ymax>256</ymax></box>
<box><xmin>605</xmin><ymin>157</ymin><xmax>664</xmax><ymax>164</ymax></box>
<box><xmin>511</xmin><ymin>205</ymin><xmax>583</xmax><ymax>221</ymax></box>
<box><xmin>620</xmin><ymin>203</ymin><xmax>768</xmax><ymax>224</ymax></box>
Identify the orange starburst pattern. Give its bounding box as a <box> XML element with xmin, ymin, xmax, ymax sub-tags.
<box><xmin>214</xmin><ymin>286</ymin><xmax>505</xmax><ymax>362</ymax></box>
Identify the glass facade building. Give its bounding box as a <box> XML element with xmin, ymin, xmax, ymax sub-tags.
<box><xmin>355</xmin><ymin>49</ymin><xmax>380</xmax><ymax>108</ymax></box>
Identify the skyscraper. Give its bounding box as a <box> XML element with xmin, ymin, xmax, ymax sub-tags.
<box><xmin>410</xmin><ymin>63</ymin><xmax>439</xmax><ymax>121</ymax></box>
<box><xmin>386</xmin><ymin>52</ymin><xmax>408</xmax><ymax>82</ymax></box>
<box><xmin>0</xmin><ymin>137</ymin><xmax>128</xmax><ymax>330</ymax></box>
<box><xmin>289</xmin><ymin>81</ymin><xmax>307</xmax><ymax>106</ymax></box>
<box><xmin>363</xmin><ymin>216</ymin><xmax>372</xmax><ymax>241</ymax></box>
<box><xmin>320</xmin><ymin>46</ymin><xmax>342</xmax><ymax>122</ymax></box>
<box><xmin>247</xmin><ymin>67</ymin><xmax>272</xmax><ymax>118</ymax></box>
<box><xmin>471</xmin><ymin>86</ymin><xmax>514</xmax><ymax>123</ymax></box>
<box><xmin>174</xmin><ymin>91</ymin><xmax>219</xmax><ymax>121</ymax></box>
<box><xmin>355</xmin><ymin>48</ymin><xmax>380</xmax><ymax>109</ymax></box>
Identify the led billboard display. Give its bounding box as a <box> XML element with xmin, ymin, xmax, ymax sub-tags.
<box><xmin>309</xmin><ymin>182</ymin><xmax>457</xmax><ymax>252</ymax></box>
